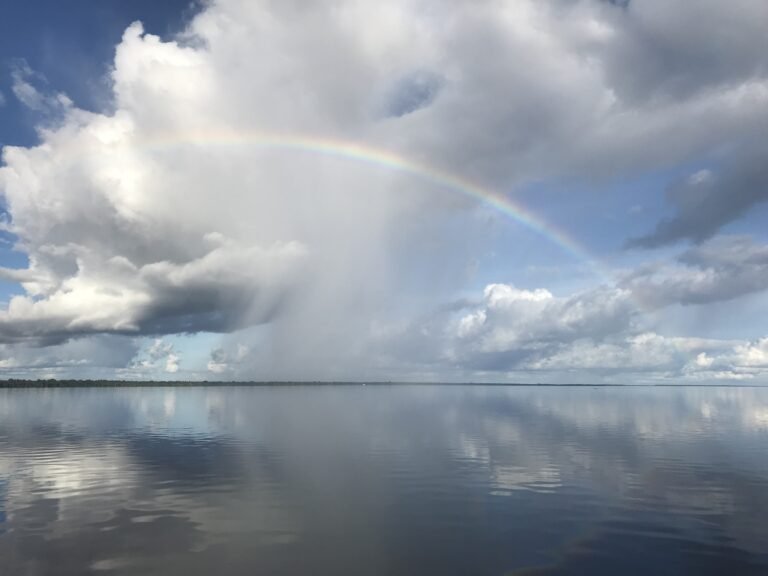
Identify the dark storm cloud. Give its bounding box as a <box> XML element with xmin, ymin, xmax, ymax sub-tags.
<box><xmin>382</xmin><ymin>71</ymin><xmax>443</xmax><ymax>118</ymax></box>
<box><xmin>591</xmin><ymin>0</ymin><xmax>768</xmax><ymax>105</ymax></box>
<box><xmin>622</xmin><ymin>236</ymin><xmax>768</xmax><ymax>307</ymax></box>
<box><xmin>627</xmin><ymin>147</ymin><xmax>768</xmax><ymax>248</ymax></box>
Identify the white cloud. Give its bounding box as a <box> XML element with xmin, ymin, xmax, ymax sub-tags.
<box><xmin>147</xmin><ymin>338</ymin><xmax>174</xmax><ymax>361</ymax></box>
<box><xmin>730</xmin><ymin>338</ymin><xmax>768</xmax><ymax>368</ymax></box>
<box><xmin>10</xmin><ymin>60</ymin><xmax>73</xmax><ymax>114</ymax></box>
<box><xmin>126</xmin><ymin>338</ymin><xmax>182</xmax><ymax>376</ymax></box>
<box><xmin>206</xmin><ymin>343</ymin><xmax>250</xmax><ymax>375</ymax></box>
<box><xmin>529</xmin><ymin>332</ymin><xmax>724</xmax><ymax>373</ymax></box>
<box><xmin>0</xmin><ymin>237</ymin><xmax>307</xmax><ymax>343</ymax></box>
<box><xmin>454</xmin><ymin>283</ymin><xmax>634</xmax><ymax>354</ymax></box>
<box><xmin>165</xmin><ymin>352</ymin><xmax>180</xmax><ymax>373</ymax></box>
<box><xmin>384</xmin><ymin>279</ymin><xmax>768</xmax><ymax>383</ymax></box>
<box><xmin>11</xmin><ymin>66</ymin><xmax>47</xmax><ymax>111</ymax></box>
<box><xmin>384</xmin><ymin>281</ymin><xmax>637</xmax><ymax>375</ymax></box>
<box><xmin>0</xmin><ymin>0</ymin><xmax>767</xmax><ymax>379</ymax></box>
<box><xmin>207</xmin><ymin>359</ymin><xmax>228</xmax><ymax>374</ymax></box>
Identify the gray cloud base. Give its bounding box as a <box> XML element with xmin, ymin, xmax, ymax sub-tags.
<box><xmin>628</xmin><ymin>146</ymin><xmax>768</xmax><ymax>248</ymax></box>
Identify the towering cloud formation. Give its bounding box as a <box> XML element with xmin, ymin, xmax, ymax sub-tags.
<box><xmin>0</xmin><ymin>0</ymin><xmax>767</xmax><ymax>380</ymax></box>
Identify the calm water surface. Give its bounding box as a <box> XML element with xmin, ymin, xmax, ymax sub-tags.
<box><xmin>0</xmin><ymin>385</ymin><xmax>767</xmax><ymax>575</ymax></box>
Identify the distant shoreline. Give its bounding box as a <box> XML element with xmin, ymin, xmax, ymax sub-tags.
<box><xmin>0</xmin><ymin>380</ymin><xmax>765</xmax><ymax>388</ymax></box>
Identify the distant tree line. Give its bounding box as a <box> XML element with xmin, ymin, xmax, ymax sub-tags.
<box><xmin>0</xmin><ymin>379</ymin><xmax>207</xmax><ymax>388</ymax></box>
<box><xmin>0</xmin><ymin>380</ymin><xmax>629</xmax><ymax>388</ymax></box>
<box><xmin>0</xmin><ymin>379</ymin><xmax>401</xmax><ymax>388</ymax></box>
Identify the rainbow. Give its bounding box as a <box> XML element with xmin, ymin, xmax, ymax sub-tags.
<box><xmin>146</xmin><ymin>130</ymin><xmax>611</xmax><ymax>281</ymax></box>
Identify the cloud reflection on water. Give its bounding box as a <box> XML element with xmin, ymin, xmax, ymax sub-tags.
<box><xmin>0</xmin><ymin>385</ymin><xmax>766</xmax><ymax>575</ymax></box>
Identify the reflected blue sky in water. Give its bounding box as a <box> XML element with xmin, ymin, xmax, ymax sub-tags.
<box><xmin>0</xmin><ymin>385</ymin><xmax>767</xmax><ymax>575</ymax></box>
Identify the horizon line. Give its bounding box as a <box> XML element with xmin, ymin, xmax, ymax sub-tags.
<box><xmin>0</xmin><ymin>379</ymin><xmax>764</xmax><ymax>388</ymax></box>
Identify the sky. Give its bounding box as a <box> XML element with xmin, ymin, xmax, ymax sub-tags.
<box><xmin>0</xmin><ymin>0</ymin><xmax>766</xmax><ymax>383</ymax></box>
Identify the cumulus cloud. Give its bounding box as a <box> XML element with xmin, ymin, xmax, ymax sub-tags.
<box><xmin>0</xmin><ymin>0</ymin><xmax>767</xmax><ymax>379</ymax></box>
<box><xmin>130</xmin><ymin>338</ymin><xmax>182</xmax><ymax>375</ymax></box>
<box><xmin>0</xmin><ymin>236</ymin><xmax>307</xmax><ymax>344</ymax></box>
<box><xmin>384</xmin><ymin>282</ymin><xmax>637</xmax><ymax>374</ymax></box>
<box><xmin>165</xmin><ymin>352</ymin><xmax>180</xmax><ymax>373</ymax></box>
<box><xmin>452</xmin><ymin>283</ymin><xmax>634</xmax><ymax>355</ymax></box>
<box><xmin>0</xmin><ymin>335</ymin><xmax>140</xmax><ymax>378</ymax></box>
<box><xmin>206</xmin><ymin>344</ymin><xmax>248</xmax><ymax>375</ymax></box>
<box><xmin>384</xmin><ymin>279</ymin><xmax>768</xmax><ymax>383</ymax></box>
<box><xmin>731</xmin><ymin>338</ymin><xmax>768</xmax><ymax>369</ymax></box>
<box><xmin>681</xmin><ymin>337</ymin><xmax>768</xmax><ymax>381</ymax></box>
<box><xmin>528</xmin><ymin>333</ymin><xmax>726</xmax><ymax>375</ymax></box>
